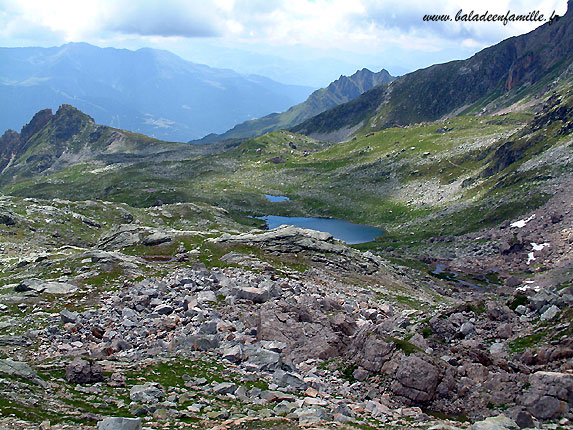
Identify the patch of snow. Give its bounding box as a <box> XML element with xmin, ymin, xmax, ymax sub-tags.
<box><xmin>531</xmin><ymin>242</ymin><xmax>550</xmax><ymax>251</ymax></box>
<box><xmin>526</xmin><ymin>252</ymin><xmax>536</xmax><ymax>265</ymax></box>
<box><xmin>517</xmin><ymin>284</ymin><xmax>541</xmax><ymax>292</ymax></box>
<box><xmin>510</xmin><ymin>214</ymin><xmax>536</xmax><ymax>228</ymax></box>
<box><xmin>90</xmin><ymin>165</ymin><xmax>120</xmax><ymax>174</ymax></box>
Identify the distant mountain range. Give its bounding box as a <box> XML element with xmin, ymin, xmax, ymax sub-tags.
<box><xmin>0</xmin><ymin>43</ymin><xmax>313</xmax><ymax>141</ymax></box>
<box><xmin>293</xmin><ymin>3</ymin><xmax>573</xmax><ymax>141</ymax></box>
<box><xmin>193</xmin><ymin>68</ymin><xmax>394</xmax><ymax>144</ymax></box>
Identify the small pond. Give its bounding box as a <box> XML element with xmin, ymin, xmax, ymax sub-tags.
<box><xmin>265</xmin><ymin>194</ymin><xmax>290</xmax><ymax>202</ymax></box>
<box><xmin>259</xmin><ymin>215</ymin><xmax>383</xmax><ymax>244</ymax></box>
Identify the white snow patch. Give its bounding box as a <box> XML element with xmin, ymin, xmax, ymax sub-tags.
<box><xmin>90</xmin><ymin>165</ymin><xmax>120</xmax><ymax>174</ymax></box>
<box><xmin>526</xmin><ymin>252</ymin><xmax>536</xmax><ymax>265</ymax></box>
<box><xmin>517</xmin><ymin>284</ymin><xmax>541</xmax><ymax>292</ymax></box>
<box><xmin>531</xmin><ymin>242</ymin><xmax>550</xmax><ymax>251</ymax></box>
<box><xmin>510</xmin><ymin>214</ymin><xmax>536</xmax><ymax>228</ymax></box>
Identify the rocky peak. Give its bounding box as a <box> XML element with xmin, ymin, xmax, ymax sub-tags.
<box><xmin>0</xmin><ymin>130</ymin><xmax>23</xmax><ymax>172</ymax></box>
<box><xmin>52</xmin><ymin>104</ymin><xmax>95</xmax><ymax>141</ymax></box>
<box><xmin>20</xmin><ymin>108</ymin><xmax>53</xmax><ymax>142</ymax></box>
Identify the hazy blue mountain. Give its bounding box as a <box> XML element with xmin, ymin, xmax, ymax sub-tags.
<box><xmin>0</xmin><ymin>43</ymin><xmax>314</xmax><ymax>141</ymax></box>
<box><xmin>194</xmin><ymin>68</ymin><xmax>394</xmax><ymax>144</ymax></box>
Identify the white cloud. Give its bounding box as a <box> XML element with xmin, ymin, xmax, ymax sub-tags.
<box><xmin>0</xmin><ymin>0</ymin><xmax>567</xmax><ymax>84</ymax></box>
<box><xmin>0</xmin><ymin>0</ymin><xmax>565</xmax><ymax>47</ymax></box>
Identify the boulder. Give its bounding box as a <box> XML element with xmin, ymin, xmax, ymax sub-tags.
<box><xmin>460</xmin><ymin>322</ymin><xmax>475</xmax><ymax>337</ymax></box>
<box><xmin>364</xmin><ymin>400</ymin><xmax>391</xmax><ymax>418</ymax></box>
<box><xmin>142</xmin><ymin>232</ymin><xmax>172</xmax><ymax>246</ymax></box>
<box><xmin>154</xmin><ymin>304</ymin><xmax>174</xmax><ymax>315</ymax></box>
<box><xmin>244</xmin><ymin>344</ymin><xmax>281</xmax><ymax>369</ymax></box>
<box><xmin>520</xmin><ymin>371</ymin><xmax>573</xmax><ymax>420</ymax></box>
<box><xmin>470</xmin><ymin>415</ymin><xmax>519</xmax><ymax>430</ymax></box>
<box><xmin>391</xmin><ymin>355</ymin><xmax>441</xmax><ymax>403</ymax></box>
<box><xmin>221</xmin><ymin>344</ymin><xmax>243</xmax><ymax>363</ymax></box>
<box><xmin>97</xmin><ymin>225</ymin><xmax>144</xmax><ymax>250</ymax></box>
<box><xmin>211</xmin><ymin>225</ymin><xmax>346</xmax><ymax>255</ymax></box>
<box><xmin>540</xmin><ymin>305</ymin><xmax>560</xmax><ymax>321</ymax></box>
<box><xmin>60</xmin><ymin>309</ymin><xmax>79</xmax><ymax>324</ymax></box>
<box><xmin>231</xmin><ymin>281</ymin><xmax>280</xmax><ymax>303</ymax></box>
<box><xmin>350</xmin><ymin>333</ymin><xmax>394</xmax><ymax>373</ymax></box>
<box><xmin>65</xmin><ymin>358</ymin><xmax>104</xmax><ymax>384</ymax></box>
<box><xmin>130</xmin><ymin>382</ymin><xmax>164</xmax><ymax>404</ymax></box>
<box><xmin>213</xmin><ymin>382</ymin><xmax>237</xmax><ymax>395</ymax></box>
<box><xmin>15</xmin><ymin>279</ymin><xmax>77</xmax><ymax>294</ymax></box>
<box><xmin>0</xmin><ymin>359</ymin><xmax>46</xmax><ymax>387</ymax></box>
<box><xmin>273</xmin><ymin>369</ymin><xmax>307</xmax><ymax>391</ymax></box>
<box><xmin>97</xmin><ymin>417</ymin><xmax>141</xmax><ymax>430</ymax></box>
<box><xmin>505</xmin><ymin>276</ymin><xmax>522</xmax><ymax>289</ymax></box>
<box><xmin>176</xmin><ymin>334</ymin><xmax>220</xmax><ymax>351</ymax></box>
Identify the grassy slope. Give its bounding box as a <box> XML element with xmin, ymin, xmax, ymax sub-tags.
<box><xmin>2</xmin><ymin>84</ymin><xmax>571</xmax><ymax>255</ymax></box>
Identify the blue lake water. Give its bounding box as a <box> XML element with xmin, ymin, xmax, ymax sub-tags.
<box><xmin>260</xmin><ymin>215</ymin><xmax>383</xmax><ymax>244</ymax></box>
<box><xmin>265</xmin><ymin>194</ymin><xmax>290</xmax><ymax>202</ymax></box>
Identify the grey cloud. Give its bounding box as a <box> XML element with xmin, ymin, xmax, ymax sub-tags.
<box><xmin>102</xmin><ymin>1</ymin><xmax>224</xmax><ymax>38</ymax></box>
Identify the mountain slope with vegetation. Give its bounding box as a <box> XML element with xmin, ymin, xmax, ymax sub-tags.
<box><xmin>293</xmin><ymin>4</ymin><xmax>573</xmax><ymax>141</ymax></box>
<box><xmin>194</xmin><ymin>68</ymin><xmax>394</xmax><ymax>144</ymax></box>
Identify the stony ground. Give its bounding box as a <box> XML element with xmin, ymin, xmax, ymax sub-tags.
<box><xmin>0</xmin><ymin>82</ymin><xmax>571</xmax><ymax>430</ymax></box>
<box><xmin>0</xmin><ymin>199</ymin><xmax>571</xmax><ymax>430</ymax></box>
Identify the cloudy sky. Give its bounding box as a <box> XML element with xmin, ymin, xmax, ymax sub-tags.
<box><xmin>0</xmin><ymin>0</ymin><xmax>567</xmax><ymax>87</ymax></box>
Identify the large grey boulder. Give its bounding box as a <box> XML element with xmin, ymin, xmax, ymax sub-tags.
<box><xmin>174</xmin><ymin>334</ymin><xmax>220</xmax><ymax>351</ymax></box>
<box><xmin>520</xmin><ymin>371</ymin><xmax>573</xmax><ymax>420</ymax></box>
<box><xmin>97</xmin><ymin>225</ymin><xmax>144</xmax><ymax>250</ymax></box>
<box><xmin>60</xmin><ymin>309</ymin><xmax>79</xmax><ymax>324</ymax></box>
<box><xmin>213</xmin><ymin>382</ymin><xmax>237</xmax><ymax>395</ymax></box>
<box><xmin>0</xmin><ymin>359</ymin><xmax>46</xmax><ymax>387</ymax></box>
<box><xmin>15</xmin><ymin>278</ymin><xmax>77</xmax><ymax>294</ymax></box>
<box><xmin>98</xmin><ymin>225</ymin><xmax>172</xmax><ymax>250</ymax></box>
<box><xmin>130</xmin><ymin>382</ymin><xmax>164</xmax><ymax>404</ymax></box>
<box><xmin>221</xmin><ymin>344</ymin><xmax>243</xmax><ymax>363</ymax></box>
<box><xmin>470</xmin><ymin>415</ymin><xmax>519</xmax><ymax>430</ymax></box>
<box><xmin>244</xmin><ymin>344</ymin><xmax>281</xmax><ymax>369</ymax></box>
<box><xmin>141</xmin><ymin>231</ymin><xmax>172</xmax><ymax>246</ymax></box>
<box><xmin>231</xmin><ymin>281</ymin><xmax>280</xmax><ymax>303</ymax></box>
<box><xmin>273</xmin><ymin>369</ymin><xmax>307</xmax><ymax>391</ymax></box>
<box><xmin>211</xmin><ymin>225</ymin><xmax>346</xmax><ymax>255</ymax></box>
<box><xmin>391</xmin><ymin>354</ymin><xmax>441</xmax><ymax>403</ymax></box>
<box><xmin>97</xmin><ymin>417</ymin><xmax>141</xmax><ymax>430</ymax></box>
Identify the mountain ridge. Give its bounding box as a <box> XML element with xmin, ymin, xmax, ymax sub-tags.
<box><xmin>193</xmin><ymin>68</ymin><xmax>394</xmax><ymax>144</ymax></box>
<box><xmin>292</xmin><ymin>3</ymin><xmax>573</xmax><ymax>141</ymax></box>
<box><xmin>0</xmin><ymin>104</ymin><xmax>217</xmax><ymax>181</ymax></box>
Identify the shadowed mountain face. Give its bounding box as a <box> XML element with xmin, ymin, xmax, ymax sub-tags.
<box><xmin>0</xmin><ymin>104</ymin><xmax>215</xmax><ymax>180</ymax></box>
<box><xmin>193</xmin><ymin>68</ymin><xmax>394</xmax><ymax>144</ymax></box>
<box><xmin>292</xmin><ymin>3</ymin><xmax>573</xmax><ymax>142</ymax></box>
<box><xmin>0</xmin><ymin>43</ymin><xmax>313</xmax><ymax>142</ymax></box>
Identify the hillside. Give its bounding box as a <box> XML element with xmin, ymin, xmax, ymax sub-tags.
<box><xmin>293</xmin><ymin>3</ymin><xmax>573</xmax><ymax>141</ymax></box>
<box><xmin>0</xmin><ymin>104</ymin><xmax>224</xmax><ymax>184</ymax></box>
<box><xmin>194</xmin><ymin>68</ymin><xmax>394</xmax><ymax>144</ymax></box>
<box><xmin>0</xmin><ymin>43</ymin><xmax>313</xmax><ymax>141</ymax></box>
